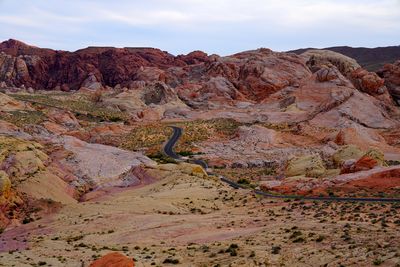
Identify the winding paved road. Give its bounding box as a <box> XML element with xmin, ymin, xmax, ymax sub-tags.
<box><xmin>163</xmin><ymin>126</ymin><xmax>400</xmax><ymax>203</ymax></box>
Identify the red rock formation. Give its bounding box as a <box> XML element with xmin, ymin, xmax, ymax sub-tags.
<box><xmin>89</xmin><ymin>252</ymin><xmax>134</xmax><ymax>267</ymax></box>
<box><xmin>0</xmin><ymin>39</ymin><xmax>190</xmax><ymax>90</ymax></box>
<box><xmin>340</xmin><ymin>156</ymin><xmax>378</xmax><ymax>174</ymax></box>
<box><xmin>377</xmin><ymin>60</ymin><xmax>400</xmax><ymax>105</ymax></box>
<box><xmin>177</xmin><ymin>50</ymin><xmax>210</xmax><ymax>65</ymax></box>
<box><xmin>350</xmin><ymin>68</ymin><xmax>385</xmax><ymax>95</ymax></box>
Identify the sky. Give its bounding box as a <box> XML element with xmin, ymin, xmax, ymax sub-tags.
<box><xmin>0</xmin><ymin>0</ymin><xmax>399</xmax><ymax>55</ymax></box>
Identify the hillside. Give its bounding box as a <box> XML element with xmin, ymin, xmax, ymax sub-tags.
<box><xmin>290</xmin><ymin>45</ymin><xmax>400</xmax><ymax>71</ymax></box>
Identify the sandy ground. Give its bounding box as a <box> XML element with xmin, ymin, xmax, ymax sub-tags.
<box><xmin>0</xmin><ymin>168</ymin><xmax>400</xmax><ymax>267</ymax></box>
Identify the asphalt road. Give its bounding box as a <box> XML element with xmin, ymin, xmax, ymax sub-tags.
<box><xmin>163</xmin><ymin>126</ymin><xmax>183</xmax><ymax>160</ymax></box>
<box><xmin>163</xmin><ymin>126</ymin><xmax>400</xmax><ymax>203</ymax></box>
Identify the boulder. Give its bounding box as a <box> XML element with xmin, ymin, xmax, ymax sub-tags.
<box><xmin>285</xmin><ymin>154</ymin><xmax>326</xmax><ymax>178</ymax></box>
<box><xmin>89</xmin><ymin>252</ymin><xmax>134</xmax><ymax>267</ymax></box>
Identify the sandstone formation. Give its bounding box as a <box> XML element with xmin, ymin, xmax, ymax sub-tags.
<box><xmin>300</xmin><ymin>49</ymin><xmax>360</xmax><ymax>76</ymax></box>
<box><xmin>332</xmin><ymin>145</ymin><xmax>364</xmax><ymax>167</ymax></box>
<box><xmin>340</xmin><ymin>156</ymin><xmax>377</xmax><ymax>174</ymax></box>
<box><xmin>378</xmin><ymin>60</ymin><xmax>400</xmax><ymax>105</ymax></box>
<box><xmin>285</xmin><ymin>154</ymin><xmax>326</xmax><ymax>178</ymax></box>
<box><xmin>0</xmin><ymin>92</ymin><xmax>32</xmax><ymax>111</ymax></box>
<box><xmin>291</xmin><ymin>45</ymin><xmax>400</xmax><ymax>71</ymax></box>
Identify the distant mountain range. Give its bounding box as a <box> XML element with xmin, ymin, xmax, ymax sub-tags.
<box><xmin>289</xmin><ymin>45</ymin><xmax>400</xmax><ymax>71</ymax></box>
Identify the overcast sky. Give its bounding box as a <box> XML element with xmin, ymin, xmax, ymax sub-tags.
<box><xmin>0</xmin><ymin>0</ymin><xmax>399</xmax><ymax>55</ymax></box>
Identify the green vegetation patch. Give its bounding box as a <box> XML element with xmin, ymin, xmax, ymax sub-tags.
<box><xmin>10</xmin><ymin>93</ymin><xmax>129</xmax><ymax>123</ymax></box>
<box><xmin>2</xmin><ymin>110</ymin><xmax>46</xmax><ymax>127</ymax></box>
<box><xmin>121</xmin><ymin>118</ymin><xmax>242</xmax><ymax>155</ymax></box>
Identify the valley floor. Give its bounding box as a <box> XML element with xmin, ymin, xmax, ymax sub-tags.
<box><xmin>1</xmin><ymin>169</ymin><xmax>399</xmax><ymax>267</ymax></box>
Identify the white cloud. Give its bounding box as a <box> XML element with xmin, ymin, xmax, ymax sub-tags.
<box><xmin>0</xmin><ymin>0</ymin><xmax>399</xmax><ymax>53</ymax></box>
<box><xmin>1</xmin><ymin>0</ymin><xmax>399</xmax><ymax>29</ymax></box>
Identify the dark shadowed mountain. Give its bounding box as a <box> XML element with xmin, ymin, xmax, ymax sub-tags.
<box><xmin>289</xmin><ymin>45</ymin><xmax>400</xmax><ymax>71</ymax></box>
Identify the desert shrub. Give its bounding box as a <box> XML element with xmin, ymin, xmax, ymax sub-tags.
<box><xmin>163</xmin><ymin>258</ymin><xmax>180</xmax><ymax>264</ymax></box>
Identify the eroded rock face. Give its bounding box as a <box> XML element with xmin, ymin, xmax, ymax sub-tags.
<box><xmin>0</xmin><ymin>136</ymin><xmax>48</xmax><ymax>179</ymax></box>
<box><xmin>285</xmin><ymin>154</ymin><xmax>326</xmax><ymax>178</ymax></box>
<box><xmin>340</xmin><ymin>156</ymin><xmax>377</xmax><ymax>174</ymax></box>
<box><xmin>301</xmin><ymin>49</ymin><xmax>361</xmax><ymax>77</ymax></box>
<box><xmin>0</xmin><ymin>39</ymin><xmax>188</xmax><ymax>90</ymax></box>
<box><xmin>59</xmin><ymin>136</ymin><xmax>155</xmax><ymax>189</ymax></box>
<box><xmin>332</xmin><ymin>145</ymin><xmax>364</xmax><ymax>167</ymax></box>
<box><xmin>350</xmin><ymin>68</ymin><xmax>386</xmax><ymax>95</ymax></box>
<box><xmin>206</xmin><ymin>49</ymin><xmax>311</xmax><ymax>101</ymax></box>
<box><xmin>0</xmin><ymin>41</ymin><xmax>313</xmax><ymax>105</ymax></box>
<box><xmin>378</xmin><ymin>60</ymin><xmax>400</xmax><ymax>105</ymax></box>
<box><xmin>0</xmin><ymin>170</ymin><xmax>11</xmax><ymax>200</ymax></box>
<box><xmin>315</xmin><ymin>66</ymin><xmax>342</xmax><ymax>82</ymax></box>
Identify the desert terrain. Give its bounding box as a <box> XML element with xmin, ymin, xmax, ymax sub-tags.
<box><xmin>0</xmin><ymin>39</ymin><xmax>400</xmax><ymax>266</ymax></box>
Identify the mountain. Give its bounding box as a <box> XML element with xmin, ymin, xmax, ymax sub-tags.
<box><xmin>289</xmin><ymin>45</ymin><xmax>400</xmax><ymax>71</ymax></box>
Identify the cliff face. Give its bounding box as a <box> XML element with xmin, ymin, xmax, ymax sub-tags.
<box><xmin>0</xmin><ymin>39</ymin><xmax>209</xmax><ymax>91</ymax></box>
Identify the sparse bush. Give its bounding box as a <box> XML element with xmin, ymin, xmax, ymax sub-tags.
<box><xmin>271</xmin><ymin>246</ymin><xmax>281</xmax><ymax>254</ymax></box>
<box><xmin>237</xmin><ymin>178</ymin><xmax>250</xmax><ymax>185</ymax></box>
<box><xmin>163</xmin><ymin>258</ymin><xmax>180</xmax><ymax>264</ymax></box>
<box><xmin>373</xmin><ymin>258</ymin><xmax>383</xmax><ymax>265</ymax></box>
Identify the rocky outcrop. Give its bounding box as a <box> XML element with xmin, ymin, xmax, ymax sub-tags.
<box><xmin>0</xmin><ymin>136</ymin><xmax>49</xmax><ymax>179</ymax></box>
<box><xmin>350</xmin><ymin>68</ymin><xmax>386</xmax><ymax>95</ymax></box>
<box><xmin>315</xmin><ymin>66</ymin><xmax>342</xmax><ymax>82</ymax></box>
<box><xmin>340</xmin><ymin>156</ymin><xmax>378</xmax><ymax>174</ymax></box>
<box><xmin>0</xmin><ymin>92</ymin><xmax>32</xmax><ymax>111</ymax></box>
<box><xmin>59</xmin><ymin>136</ymin><xmax>155</xmax><ymax>189</ymax></box>
<box><xmin>377</xmin><ymin>60</ymin><xmax>400</xmax><ymax>105</ymax></box>
<box><xmin>235</xmin><ymin>125</ymin><xmax>281</xmax><ymax>145</ymax></box>
<box><xmin>0</xmin><ymin>39</ymin><xmax>189</xmax><ymax>90</ymax></box>
<box><xmin>0</xmin><ymin>170</ymin><xmax>11</xmax><ymax>201</ymax></box>
<box><xmin>291</xmin><ymin>45</ymin><xmax>400</xmax><ymax>71</ymax></box>
<box><xmin>46</xmin><ymin>108</ymin><xmax>80</xmax><ymax>129</ymax></box>
<box><xmin>332</xmin><ymin>145</ymin><xmax>364</xmax><ymax>167</ymax></box>
<box><xmin>0</xmin><ymin>41</ymin><xmax>312</xmax><ymax>105</ymax></box>
<box><xmin>285</xmin><ymin>154</ymin><xmax>326</xmax><ymax>178</ymax></box>
<box><xmin>300</xmin><ymin>49</ymin><xmax>360</xmax><ymax>77</ymax></box>
<box><xmin>206</xmin><ymin>49</ymin><xmax>311</xmax><ymax>101</ymax></box>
